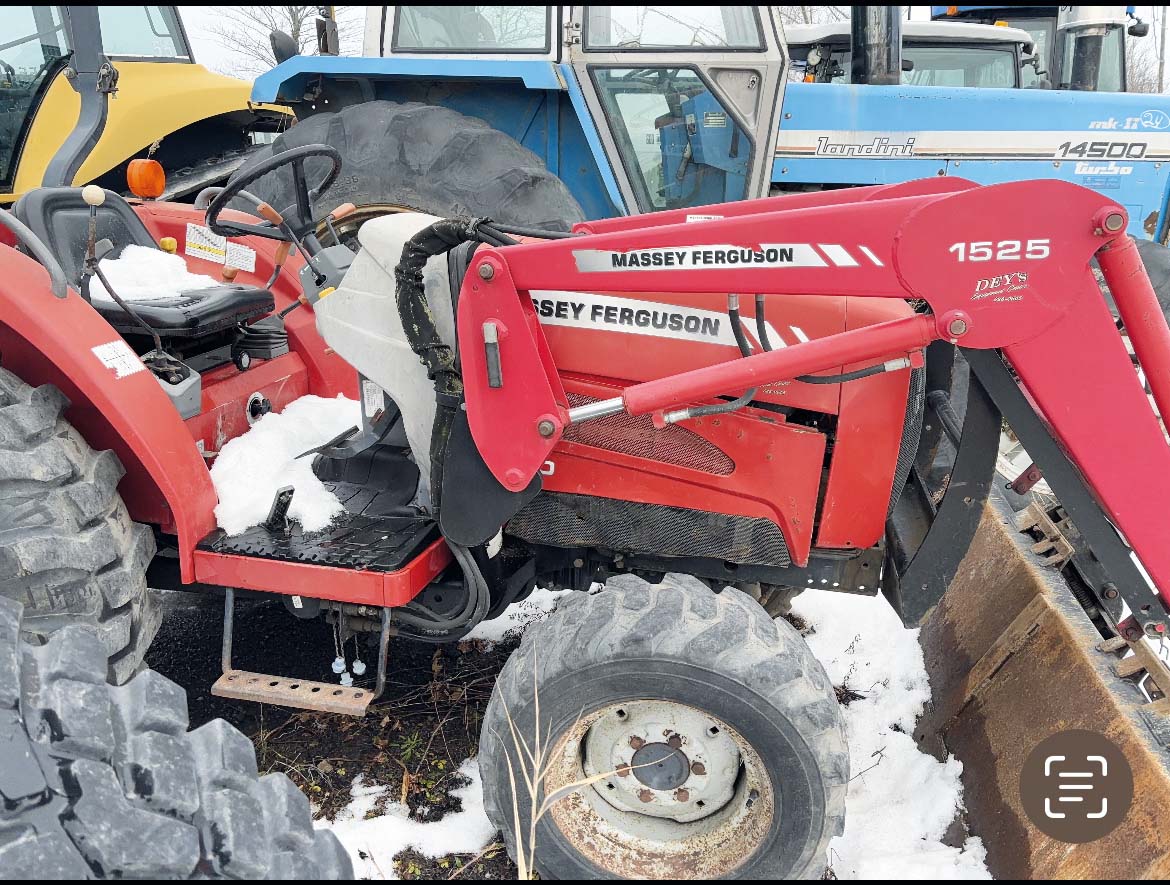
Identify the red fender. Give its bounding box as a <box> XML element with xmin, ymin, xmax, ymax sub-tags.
<box><xmin>0</xmin><ymin>243</ymin><xmax>216</xmax><ymax>581</ymax></box>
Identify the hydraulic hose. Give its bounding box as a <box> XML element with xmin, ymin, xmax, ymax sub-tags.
<box><xmin>395</xmin><ymin>217</ymin><xmax>521</xmax><ymax>520</ymax></box>
<box><xmin>390</xmin><ymin>542</ymin><xmax>492</xmax><ymax>642</ymax></box>
<box><xmin>754</xmin><ymin>292</ymin><xmax>896</xmax><ymax>385</ymax></box>
<box><xmin>679</xmin><ymin>295</ymin><xmax>758</xmax><ymax>422</ymax></box>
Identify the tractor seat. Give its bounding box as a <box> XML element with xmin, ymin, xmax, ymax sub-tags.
<box><xmin>12</xmin><ymin>187</ymin><xmax>273</xmax><ymax>339</ymax></box>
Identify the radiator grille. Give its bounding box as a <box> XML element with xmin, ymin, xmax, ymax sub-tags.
<box><xmin>508</xmin><ymin>492</ymin><xmax>791</xmax><ymax>568</ymax></box>
<box><xmin>562</xmin><ymin>393</ymin><xmax>734</xmax><ymax>475</ymax></box>
<box><xmin>888</xmin><ymin>368</ymin><xmax>926</xmax><ymax>516</ymax></box>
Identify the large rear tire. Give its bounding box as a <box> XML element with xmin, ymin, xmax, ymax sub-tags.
<box><xmin>0</xmin><ymin>596</ymin><xmax>353</xmax><ymax>878</ymax></box>
<box><xmin>232</xmin><ymin>100</ymin><xmax>585</xmax><ymax>234</ymax></box>
<box><xmin>479</xmin><ymin>574</ymin><xmax>847</xmax><ymax>879</ymax></box>
<box><xmin>0</xmin><ymin>369</ymin><xmax>157</xmax><ymax>683</ymax></box>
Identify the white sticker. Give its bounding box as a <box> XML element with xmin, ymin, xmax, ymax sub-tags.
<box><xmin>226</xmin><ymin>241</ymin><xmax>257</xmax><ymax>273</ymax></box>
<box><xmin>685</xmin><ymin>214</ymin><xmax>724</xmax><ymax>223</ymax></box>
<box><xmin>573</xmin><ymin>242</ymin><xmax>885</xmax><ymax>272</ymax></box>
<box><xmin>361</xmin><ymin>379</ymin><xmax>384</xmax><ymax>416</ymax></box>
<box><xmin>291</xmin><ymin>595</ymin><xmax>303</xmax><ymax>609</ymax></box>
<box><xmin>185</xmin><ymin>223</ymin><xmax>227</xmax><ymax>263</ymax></box>
<box><xmin>92</xmin><ymin>340</ymin><xmax>146</xmax><ymax>378</ymax></box>
<box><xmin>529</xmin><ymin>289</ymin><xmax>799</xmax><ymax>348</ymax></box>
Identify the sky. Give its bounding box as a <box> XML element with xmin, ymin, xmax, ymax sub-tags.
<box><xmin>179</xmin><ymin>5</ymin><xmax>367</xmax><ymax>76</ymax></box>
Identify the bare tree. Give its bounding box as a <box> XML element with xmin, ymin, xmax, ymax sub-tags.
<box><xmin>776</xmin><ymin>6</ymin><xmax>850</xmax><ymax>27</ymax></box>
<box><xmin>204</xmin><ymin>6</ymin><xmax>362</xmax><ymax>76</ymax></box>
<box><xmin>1127</xmin><ymin>28</ymin><xmax>1163</xmax><ymax>94</ymax></box>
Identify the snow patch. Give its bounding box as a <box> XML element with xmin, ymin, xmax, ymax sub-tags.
<box><xmin>321</xmin><ymin>759</ymin><xmax>497</xmax><ymax>879</ymax></box>
<box><xmin>464</xmin><ymin>586</ymin><xmax>570</xmax><ymax>643</ymax></box>
<box><xmin>210</xmin><ymin>395</ymin><xmax>362</xmax><ymax>535</ymax></box>
<box><xmin>792</xmin><ymin>590</ymin><xmax>991</xmax><ymax>880</ymax></box>
<box><xmin>90</xmin><ymin>244</ymin><xmax>221</xmax><ymax>302</ymax></box>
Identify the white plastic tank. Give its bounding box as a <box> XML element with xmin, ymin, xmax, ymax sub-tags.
<box><xmin>314</xmin><ymin>212</ymin><xmax>455</xmax><ymax>505</ymax></box>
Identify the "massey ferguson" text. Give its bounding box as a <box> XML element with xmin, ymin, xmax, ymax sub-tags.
<box><xmin>609</xmin><ymin>247</ymin><xmax>792</xmax><ymax>269</ymax></box>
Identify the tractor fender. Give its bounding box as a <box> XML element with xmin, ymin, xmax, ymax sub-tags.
<box><xmin>0</xmin><ymin>245</ymin><xmax>216</xmax><ymax>581</ymax></box>
<box><xmin>8</xmin><ymin>62</ymin><xmax>288</xmax><ymax>201</ymax></box>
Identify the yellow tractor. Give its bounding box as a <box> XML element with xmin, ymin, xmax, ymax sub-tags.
<box><xmin>1</xmin><ymin>5</ymin><xmax>288</xmax><ymax>205</ymax></box>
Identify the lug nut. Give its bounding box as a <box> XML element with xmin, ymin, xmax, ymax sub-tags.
<box><xmin>616</xmin><ymin>764</ymin><xmax>631</xmax><ymax>778</ymax></box>
<box><xmin>637</xmin><ymin>788</ymin><xmax>654</xmax><ymax>803</ymax></box>
<box><xmin>478</xmin><ymin>262</ymin><xmax>495</xmax><ymax>280</ymax></box>
<box><xmin>667</xmin><ymin>734</ymin><xmax>683</xmax><ymax>749</ymax></box>
<box><xmin>629</xmin><ymin>735</ymin><xmax>645</xmax><ymax>750</ymax></box>
<box><xmin>674</xmin><ymin>788</ymin><xmax>690</xmax><ymax>803</ymax></box>
<box><xmin>537</xmin><ymin>419</ymin><xmax>556</xmax><ymax>437</ymax></box>
<box><xmin>691</xmin><ymin>761</ymin><xmax>707</xmax><ymax>776</ymax></box>
<box><xmin>1103</xmin><ymin>584</ymin><xmax>1119</xmax><ymax>600</ymax></box>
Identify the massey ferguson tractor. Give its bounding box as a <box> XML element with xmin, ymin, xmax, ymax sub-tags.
<box><xmin>1</xmin><ymin>5</ymin><xmax>1169</xmax><ymax>881</ymax></box>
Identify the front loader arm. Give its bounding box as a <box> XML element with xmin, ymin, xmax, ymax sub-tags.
<box><xmin>455</xmin><ymin>179</ymin><xmax>1170</xmax><ymax>630</ymax></box>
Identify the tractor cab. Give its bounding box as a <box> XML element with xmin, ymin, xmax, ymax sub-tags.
<box><xmin>931</xmin><ymin>5</ymin><xmax>1149</xmax><ymax>91</ymax></box>
<box><xmin>787</xmin><ymin>20</ymin><xmax>1037</xmax><ymax>88</ymax></box>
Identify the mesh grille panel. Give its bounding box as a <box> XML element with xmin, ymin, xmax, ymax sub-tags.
<box><xmin>508</xmin><ymin>492</ymin><xmax>791</xmax><ymax>568</ymax></box>
<box><xmin>562</xmin><ymin>394</ymin><xmax>734</xmax><ymax>475</ymax></box>
<box><xmin>888</xmin><ymin>368</ymin><xmax>926</xmax><ymax>516</ymax></box>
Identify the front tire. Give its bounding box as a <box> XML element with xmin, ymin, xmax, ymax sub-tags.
<box><xmin>480</xmin><ymin>574</ymin><xmax>847</xmax><ymax>879</ymax></box>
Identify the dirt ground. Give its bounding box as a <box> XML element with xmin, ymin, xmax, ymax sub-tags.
<box><xmin>146</xmin><ymin>591</ymin><xmax>854</xmax><ymax>880</ymax></box>
<box><xmin>147</xmin><ymin>590</ymin><xmax>520</xmax><ymax>879</ymax></box>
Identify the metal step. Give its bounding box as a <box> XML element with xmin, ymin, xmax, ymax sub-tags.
<box><xmin>212</xmin><ymin>588</ymin><xmax>392</xmax><ymax>717</ymax></box>
<box><xmin>212</xmin><ymin>669</ymin><xmax>374</xmax><ymax>716</ymax></box>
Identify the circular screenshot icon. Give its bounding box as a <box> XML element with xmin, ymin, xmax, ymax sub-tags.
<box><xmin>1019</xmin><ymin>729</ymin><xmax>1134</xmax><ymax>843</ymax></box>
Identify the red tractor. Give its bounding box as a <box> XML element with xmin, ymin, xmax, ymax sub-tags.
<box><xmin>1</xmin><ymin>133</ymin><xmax>1167</xmax><ymax>877</ymax></box>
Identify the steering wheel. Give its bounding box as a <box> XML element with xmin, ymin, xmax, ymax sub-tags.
<box><xmin>205</xmin><ymin>144</ymin><xmax>342</xmax><ymax>241</ymax></box>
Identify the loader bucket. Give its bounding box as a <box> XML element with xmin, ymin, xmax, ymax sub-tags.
<box><xmin>919</xmin><ymin>488</ymin><xmax>1170</xmax><ymax>878</ymax></box>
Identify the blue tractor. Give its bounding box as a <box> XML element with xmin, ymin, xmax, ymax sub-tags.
<box><xmin>239</xmin><ymin>5</ymin><xmax>1170</xmax><ymax>245</ymax></box>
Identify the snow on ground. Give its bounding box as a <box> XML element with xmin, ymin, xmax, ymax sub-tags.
<box><xmin>463</xmin><ymin>586</ymin><xmax>570</xmax><ymax>643</ymax></box>
<box><xmin>319</xmin><ymin>585</ymin><xmax>991</xmax><ymax>879</ymax></box>
<box><xmin>321</xmin><ymin>759</ymin><xmax>497</xmax><ymax>879</ymax></box>
<box><xmin>793</xmin><ymin>590</ymin><xmax>991</xmax><ymax>880</ymax></box>
<box><xmin>90</xmin><ymin>243</ymin><xmax>220</xmax><ymax>302</ymax></box>
<box><xmin>210</xmin><ymin>395</ymin><xmax>362</xmax><ymax>535</ymax></box>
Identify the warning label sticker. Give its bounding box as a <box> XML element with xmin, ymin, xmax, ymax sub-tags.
<box><xmin>185</xmin><ymin>224</ymin><xmax>256</xmax><ymax>273</ymax></box>
<box><xmin>361</xmin><ymin>379</ymin><xmax>384</xmax><ymax>416</ymax></box>
<box><xmin>185</xmin><ymin>223</ymin><xmax>227</xmax><ymax>263</ymax></box>
<box><xmin>226</xmin><ymin>241</ymin><xmax>257</xmax><ymax>273</ymax></box>
<box><xmin>92</xmin><ymin>340</ymin><xmax>146</xmax><ymax>379</ymax></box>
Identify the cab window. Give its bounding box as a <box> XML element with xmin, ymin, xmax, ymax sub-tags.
<box><xmin>393</xmin><ymin>6</ymin><xmax>551</xmax><ymax>53</ymax></box>
<box><xmin>1</xmin><ymin>6</ymin><xmax>70</xmax><ymax>188</ymax></box>
<box><xmin>1059</xmin><ymin>24</ymin><xmax>1124</xmax><ymax>92</ymax></box>
<box><xmin>591</xmin><ymin>67</ymin><xmax>751</xmax><ymax>211</ymax></box>
<box><xmin>584</xmin><ymin>6</ymin><xmax>763</xmax><ymax>51</ymax></box>
<box><xmin>97</xmin><ymin>6</ymin><xmax>189</xmax><ymax>59</ymax></box>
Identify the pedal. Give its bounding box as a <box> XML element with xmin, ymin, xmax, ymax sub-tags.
<box><xmin>212</xmin><ymin>670</ymin><xmax>374</xmax><ymax>716</ymax></box>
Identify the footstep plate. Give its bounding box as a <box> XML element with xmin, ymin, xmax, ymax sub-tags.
<box><xmin>212</xmin><ymin>669</ymin><xmax>374</xmax><ymax>716</ymax></box>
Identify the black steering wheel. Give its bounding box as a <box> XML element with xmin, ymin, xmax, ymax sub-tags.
<box><xmin>205</xmin><ymin>144</ymin><xmax>342</xmax><ymax>241</ymax></box>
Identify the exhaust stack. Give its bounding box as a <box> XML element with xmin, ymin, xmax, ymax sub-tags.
<box><xmin>849</xmin><ymin>5</ymin><xmax>902</xmax><ymax>86</ymax></box>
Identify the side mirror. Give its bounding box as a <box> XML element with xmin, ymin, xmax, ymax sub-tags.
<box><xmin>1129</xmin><ymin>21</ymin><xmax>1150</xmax><ymax>38</ymax></box>
<box><xmin>901</xmin><ymin>58</ymin><xmax>915</xmax><ymax>73</ymax></box>
<box><xmin>270</xmin><ymin>30</ymin><xmax>300</xmax><ymax>64</ymax></box>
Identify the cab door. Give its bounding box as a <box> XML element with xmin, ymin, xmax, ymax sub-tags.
<box><xmin>567</xmin><ymin>5</ymin><xmax>787</xmax><ymax>214</ymax></box>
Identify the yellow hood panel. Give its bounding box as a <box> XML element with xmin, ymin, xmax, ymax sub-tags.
<box><xmin>6</xmin><ymin>62</ymin><xmax>288</xmax><ymax>201</ymax></box>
